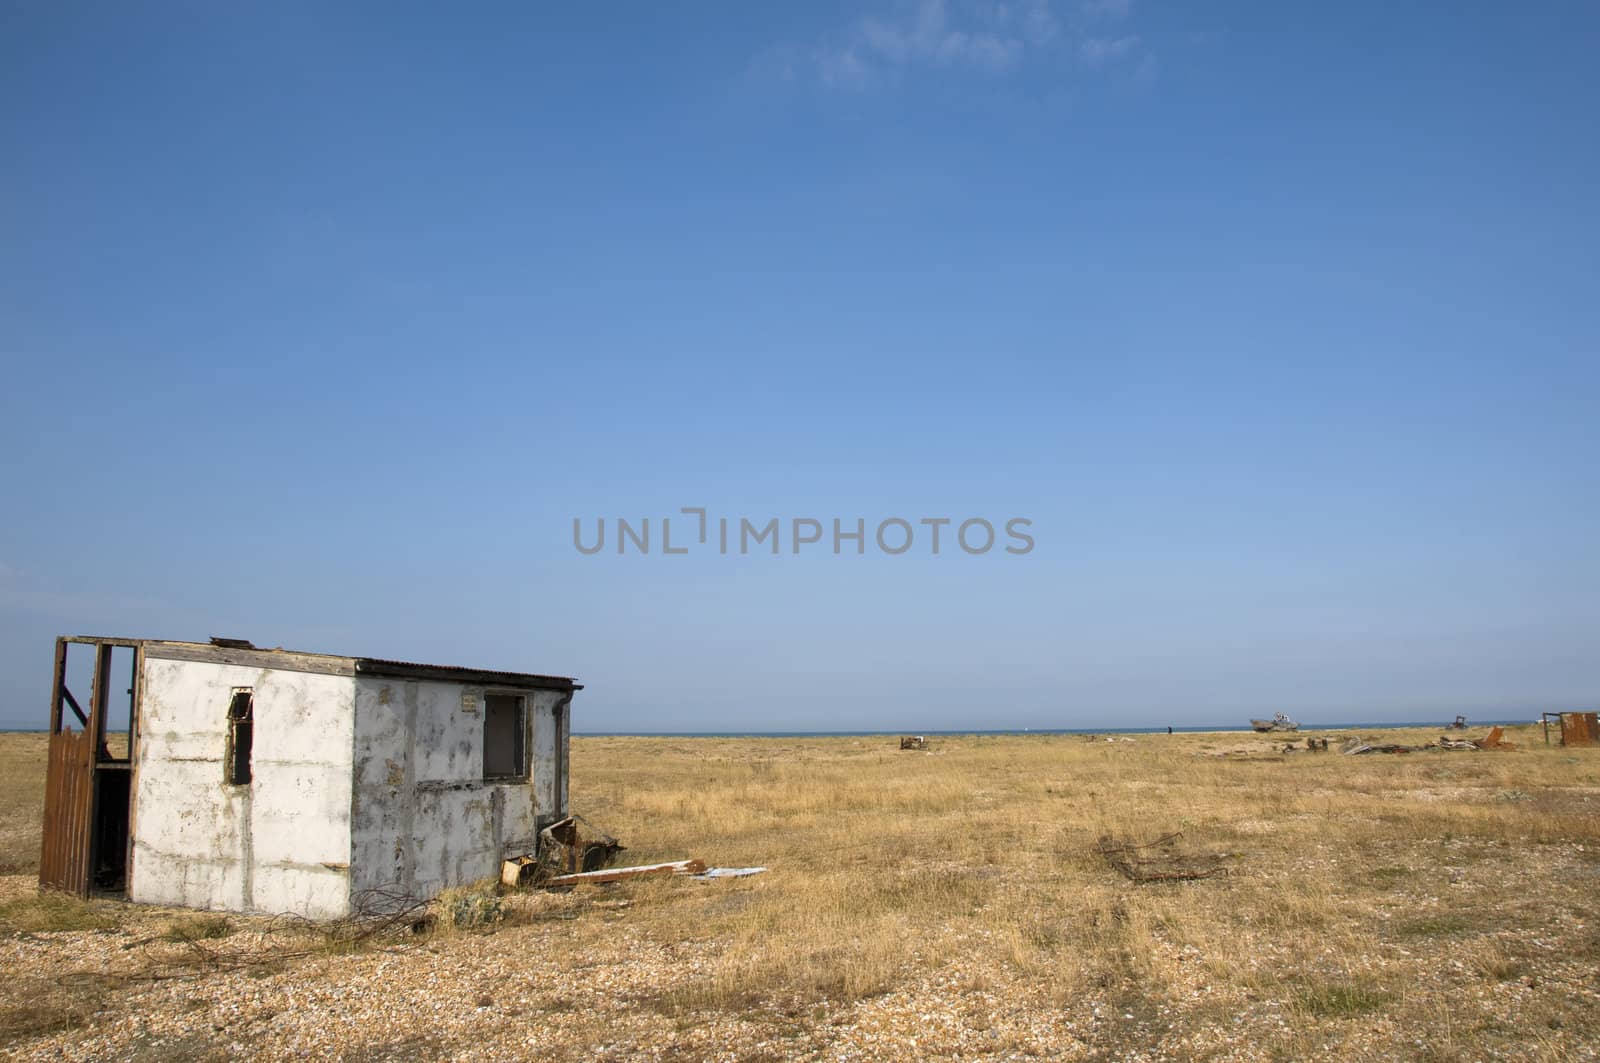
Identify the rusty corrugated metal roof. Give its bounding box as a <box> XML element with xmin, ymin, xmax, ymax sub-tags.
<box><xmin>353</xmin><ymin>656</ymin><xmax>581</xmax><ymax>691</ymax></box>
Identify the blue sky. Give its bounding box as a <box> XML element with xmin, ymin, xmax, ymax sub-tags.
<box><xmin>2</xmin><ymin>1</ymin><xmax>1596</xmax><ymax>731</ymax></box>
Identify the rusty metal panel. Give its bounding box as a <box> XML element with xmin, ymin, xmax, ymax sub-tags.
<box><xmin>1561</xmin><ymin>712</ymin><xmax>1599</xmax><ymax>747</ymax></box>
<box><xmin>40</xmin><ymin>728</ymin><xmax>94</xmax><ymax>896</ymax></box>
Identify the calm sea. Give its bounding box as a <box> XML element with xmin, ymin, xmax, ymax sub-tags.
<box><xmin>572</xmin><ymin>720</ymin><xmax>1536</xmax><ymax>738</ymax></box>
<box><xmin>0</xmin><ymin>719</ymin><xmax>1539</xmax><ymax>737</ymax></box>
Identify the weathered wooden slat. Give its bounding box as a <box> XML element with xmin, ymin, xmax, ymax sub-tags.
<box><xmin>543</xmin><ymin>859</ymin><xmax>707</xmax><ymax>887</ymax></box>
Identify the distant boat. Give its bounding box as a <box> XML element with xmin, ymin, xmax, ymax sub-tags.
<box><xmin>1251</xmin><ymin>712</ymin><xmax>1299</xmax><ymax>733</ymax></box>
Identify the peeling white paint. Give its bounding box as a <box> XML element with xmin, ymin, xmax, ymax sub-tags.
<box><xmin>128</xmin><ymin>658</ymin><xmax>571</xmax><ymax>917</ymax></box>
<box><xmin>349</xmin><ymin>678</ymin><xmax>568</xmax><ymax>900</ymax></box>
<box><xmin>131</xmin><ymin>659</ymin><xmax>354</xmax><ymax>918</ymax></box>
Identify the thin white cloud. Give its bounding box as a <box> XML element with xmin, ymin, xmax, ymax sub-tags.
<box><xmin>1079</xmin><ymin>33</ymin><xmax>1139</xmax><ymax>66</ymax></box>
<box><xmin>858</xmin><ymin>0</ymin><xmax>1022</xmax><ymax>70</ymax></box>
<box><xmin>806</xmin><ymin>0</ymin><xmax>1147</xmax><ymax>89</ymax></box>
<box><xmin>1019</xmin><ymin>0</ymin><xmax>1063</xmax><ymax>44</ymax></box>
<box><xmin>818</xmin><ymin>47</ymin><xmax>871</xmax><ymax>89</ymax></box>
<box><xmin>1080</xmin><ymin>0</ymin><xmax>1133</xmax><ymax>20</ymax></box>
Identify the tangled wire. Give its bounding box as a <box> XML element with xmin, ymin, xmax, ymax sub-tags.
<box><xmin>54</xmin><ymin>808</ymin><xmax>626</xmax><ymax>989</ymax></box>
<box><xmin>56</xmin><ymin>887</ymin><xmax>439</xmax><ymax>989</ymax></box>
<box><xmin>1095</xmin><ymin>831</ymin><xmax>1231</xmax><ymax>883</ymax></box>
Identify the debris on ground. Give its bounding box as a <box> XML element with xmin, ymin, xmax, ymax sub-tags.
<box><xmin>1344</xmin><ymin>741</ymin><xmax>1423</xmax><ymax>755</ymax></box>
<box><xmin>543</xmin><ymin>859</ymin><xmax>708</xmax><ymax>888</ymax></box>
<box><xmin>691</xmin><ymin>866</ymin><xmax>768</xmax><ymax>880</ymax></box>
<box><xmin>1342</xmin><ymin>726</ymin><xmax>1518</xmax><ymax>755</ymax></box>
<box><xmin>1473</xmin><ymin>725</ymin><xmax>1515</xmax><ymax>750</ymax></box>
<box><xmin>500</xmin><ymin>813</ymin><xmax>756</xmax><ymax>892</ymax></box>
<box><xmin>501</xmin><ymin>854</ymin><xmax>539</xmax><ymax>888</ymax></box>
<box><xmin>1095</xmin><ymin>832</ymin><xmax>1230</xmax><ymax>883</ymax></box>
<box><xmin>503</xmin><ymin>814</ymin><xmax>626</xmax><ymax>888</ymax></box>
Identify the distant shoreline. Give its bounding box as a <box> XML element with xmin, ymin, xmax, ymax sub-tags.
<box><xmin>0</xmin><ymin>719</ymin><xmax>1538</xmax><ymax>737</ymax></box>
<box><xmin>571</xmin><ymin>720</ymin><xmax>1536</xmax><ymax>738</ymax></box>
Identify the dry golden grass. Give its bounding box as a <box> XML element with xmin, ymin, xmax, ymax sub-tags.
<box><xmin>0</xmin><ymin>890</ymin><xmax>119</xmax><ymax>935</ymax></box>
<box><xmin>0</xmin><ymin>732</ymin><xmax>46</xmax><ymax>875</ymax></box>
<box><xmin>555</xmin><ymin>727</ymin><xmax>1600</xmax><ymax>1057</ymax></box>
<box><xmin>0</xmin><ymin>726</ymin><xmax>1597</xmax><ymax>1060</ymax></box>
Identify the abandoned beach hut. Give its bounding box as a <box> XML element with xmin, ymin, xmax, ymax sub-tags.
<box><xmin>39</xmin><ymin>636</ymin><xmax>579</xmax><ymax>918</ymax></box>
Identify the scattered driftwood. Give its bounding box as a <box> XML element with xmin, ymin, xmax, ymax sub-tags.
<box><xmin>1344</xmin><ymin>742</ymin><xmax>1422</xmax><ymax>755</ymax></box>
<box><xmin>1343</xmin><ymin>726</ymin><xmax>1517</xmax><ymax>756</ymax></box>
<box><xmin>543</xmin><ymin>859</ymin><xmax>708</xmax><ymax>888</ymax></box>
<box><xmin>899</xmin><ymin>735</ymin><xmax>927</xmax><ymax>750</ymax></box>
<box><xmin>1095</xmin><ymin>832</ymin><xmax>1228</xmax><ymax>883</ymax></box>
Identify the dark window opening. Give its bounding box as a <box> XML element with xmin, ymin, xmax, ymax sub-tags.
<box><xmin>482</xmin><ymin>694</ymin><xmax>526</xmax><ymax>779</ymax></box>
<box><xmin>226</xmin><ymin>688</ymin><xmax>254</xmax><ymax>785</ymax></box>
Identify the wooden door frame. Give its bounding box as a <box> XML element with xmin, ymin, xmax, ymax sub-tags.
<box><xmin>39</xmin><ymin>636</ymin><xmax>142</xmax><ymax>897</ymax></box>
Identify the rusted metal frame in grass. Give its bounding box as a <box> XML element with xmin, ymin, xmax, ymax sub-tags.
<box><xmin>1555</xmin><ymin>711</ymin><xmax>1599</xmax><ymax>747</ymax></box>
<box><xmin>1096</xmin><ymin>832</ymin><xmax>1183</xmax><ymax>854</ymax></box>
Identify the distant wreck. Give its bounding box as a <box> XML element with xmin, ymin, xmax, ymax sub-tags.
<box><xmin>1250</xmin><ymin>712</ymin><xmax>1299</xmax><ymax>733</ymax></box>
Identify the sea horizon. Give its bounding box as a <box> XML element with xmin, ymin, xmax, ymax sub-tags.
<box><xmin>0</xmin><ymin>717</ymin><xmax>1546</xmax><ymax>738</ymax></box>
<box><xmin>570</xmin><ymin>718</ymin><xmax>1539</xmax><ymax>738</ymax></box>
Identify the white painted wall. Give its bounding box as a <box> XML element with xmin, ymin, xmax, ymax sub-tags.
<box><xmin>349</xmin><ymin>678</ymin><xmax>569</xmax><ymax>899</ymax></box>
<box><xmin>131</xmin><ymin>658</ymin><xmax>355</xmax><ymax>918</ymax></box>
<box><xmin>129</xmin><ymin>656</ymin><xmax>572</xmax><ymax>917</ymax></box>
